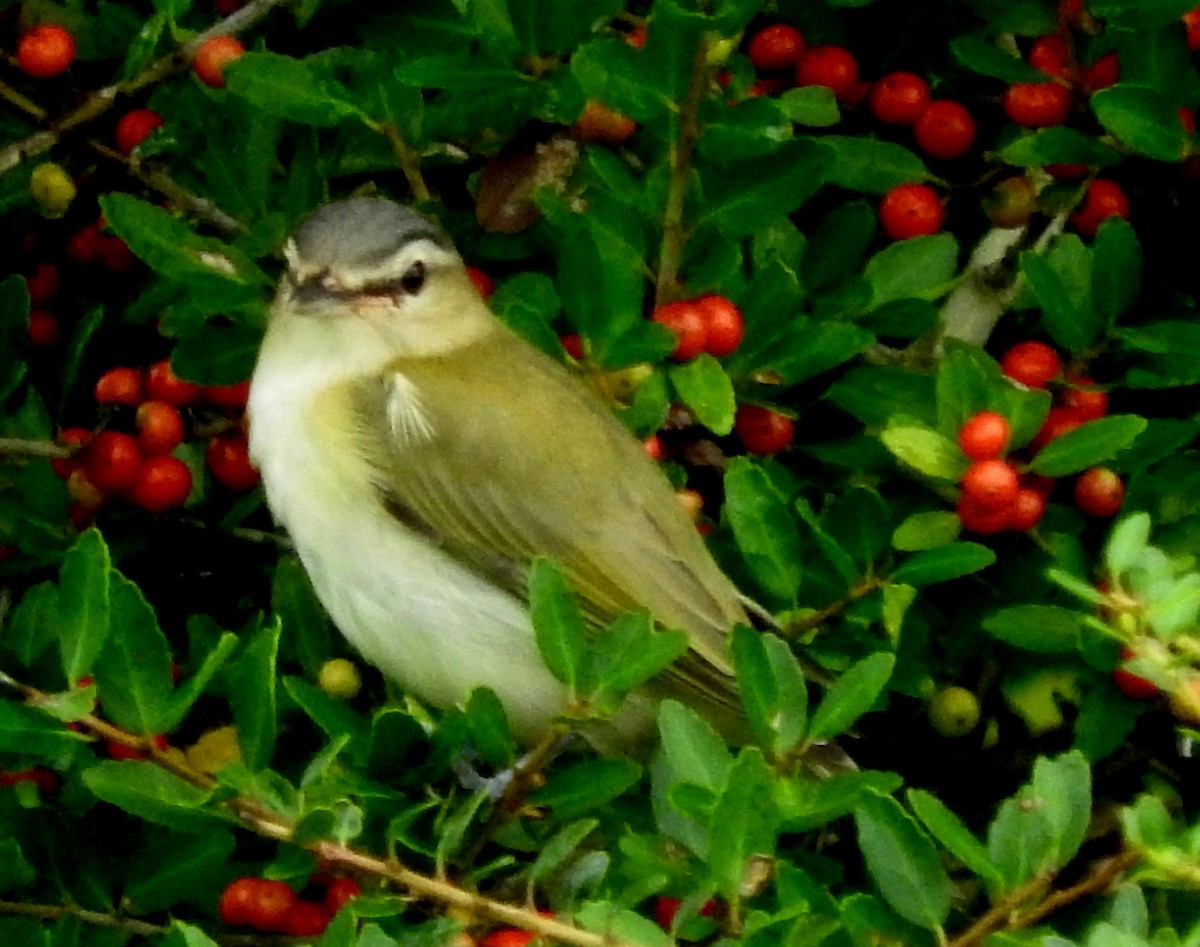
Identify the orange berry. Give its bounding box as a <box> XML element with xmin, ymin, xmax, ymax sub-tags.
<box><xmin>192</xmin><ymin>35</ymin><xmax>245</xmax><ymax>88</ymax></box>
<box><xmin>135</xmin><ymin>401</ymin><xmax>186</xmax><ymax>456</ymax></box>
<box><xmin>95</xmin><ymin>366</ymin><xmax>144</xmax><ymax>406</ymax></box>
<box><xmin>115</xmin><ymin>109</ymin><xmax>165</xmax><ymax>155</ymax></box>
<box><xmin>17</xmin><ymin>24</ymin><xmax>76</xmax><ymax>78</ymax></box>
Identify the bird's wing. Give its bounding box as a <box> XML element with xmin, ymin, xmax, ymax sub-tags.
<box><xmin>359</xmin><ymin>328</ymin><xmax>747</xmax><ymax>711</ymax></box>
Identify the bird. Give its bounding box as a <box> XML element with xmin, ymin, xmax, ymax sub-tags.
<box><xmin>247</xmin><ymin>196</ymin><xmax>751</xmax><ymax>752</ymax></box>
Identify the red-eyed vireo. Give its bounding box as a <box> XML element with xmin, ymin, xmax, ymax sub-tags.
<box><xmin>248</xmin><ymin>198</ymin><xmax>750</xmax><ymax>751</ymax></box>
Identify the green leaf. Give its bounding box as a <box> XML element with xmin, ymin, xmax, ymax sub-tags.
<box><xmin>658</xmin><ymin>699</ymin><xmax>732</xmax><ymax>795</ymax></box>
<box><xmin>778</xmin><ymin>86</ymin><xmax>841</xmax><ymax>126</ymax></box>
<box><xmin>808</xmin><ymin>653</ymin><xmax>895</xmax><ymax>743</ymax></box>
<box><xmin>465</xmin><ymin>687</ymin><xmax>514</xmax><ymax>769</ymax></box>
<box><xmin>822</xmin><ymin>137</ymin><xmax>931</xmax><ymax>194</ymax></box>
<box><xmin>1104</xmin><ymin>513</ymin><xmax>1152</xmax><ymax>578</ymax></box>
<box><xmin>892</xmin><ymin>512</ymin><xmax>961</xmax><ymax>552</ymax></box>
<box><xmin>668</xmin><ymin>355</ymin><xmax>736</xmax><ymax>435</ymax></box>
<box><xmin>855</xmin><ymin>790</ymin><xmax>952</xmax><ymax>929</ymax></box>
<box><xmin>0</xmin><ymin>702</ymin><xmax>86</xmax><ymax>755</ymax></box>
<box><xmin>170</xmin><ymin>321</ymin><xmax>261</xmax><ymax>386</ymax></box>
<box><xmin>982</xmin><ymin>605</ymin><xmax>1085</xmax><ymax>654</ymax></box>
<box><xmin>1031</xmin><ymin>751</ymin><xmax>1092</xmax><ymax>869</ymax></box>
<box><xmin>92</xmin><ymin>574</ymin><xmax>173</xmax><ymax>735</ymax></box>
<box><xmin>1029</xmin><ymin>415</ymin><xmax>1147</xmax><ymax>476</ymax></box>
<box><xmin>529</xmin><ymin>758</ymin><xmax>642</xmax><ymax>821</ymax></box>
<box><xmin>708</xmin><ymin>748</ymin><xmax>779</xmax><ymax>901</ymax></box>
<box><xmin>906</xmin><ymin>789</ymin><xmax>1003</xmax><ymax>884</ymax></box>
<box><xmin>723</xmin><ymin>458</ymin><xmax>804</xmax><ymax>604</ymax></box>
<box><xmin>1090</xmin><ymin>0</ymin><xmax>1199</xmax><ymax>25</ymax></box>
<box><xmin>0</xmin><ymin>839</ymin><xmax>36</xmax><ymax>895</ymax></box>
<box><xmin>7</xmin><ymin>582</ymin><xmax>59</xmax><ymax>668</ymax></box>
<box><xmin>951</xmin><ymin>32</ymin><xmax>1046</xmax><ymax>82</ymax></box>
<box><xmin>229</xmin><ymin>619</ymin><xmax>281</xmax><ymax>771</ymax></box>
<box><xmin>225</xmin><ymin>52</ymin><xmax>364</xmax><ymax>126</ymax></box>
<box><xmin>1118</xmin><ymin>320</ymin><xmax>1200</xmax><ymax>387</ymax></box>
<box><xmin>880</xmin><ymin>425</ymin><xmax>968</xmax><ymax>482</ymax></box>
<box><xmin>272</xmin><ymin>555</ymin><xmax>332</xmax><ymax>676</ymax></box>
<box><xmin>1091</xmin><ymin>87</ymin><xmax>1188</xmax><ymax>161</ymax></box>
<box><xmin>283</xmin><ymin>677</ymin><xmax>371</xmax><ymax>764</ymax></box>
<box><xmin>697</xmin><ymin>140</ymin><xmax>833</xmax><ymax>237</ymax></box>
<box><xmin>802</xmin><ymin>200</ymin><xmax>877</xmax><ymax>293</ymax></box>
<box><xmin>529</xmin><ymin>558</ymin><xmax>587</xmax><ymax>691</ymax></box>
<box><xmin>581</xmin><ymin>611</ymin><xmax>688</xmax><ymax>713</ymax></box>
<box><xmin>82</xmin><ymin>761</ymin><xmax>221</xmax><ymax>832</ymax></box>
<box><xmin>58</xmin><ymin>529</ymin><xmax>112</xmax><ymax>685</ymax></box>
<box><xmin>529</xmin><ymin>819</ymin><xmax>599</xmax><ymax>886</ymax></box>
<box><xmin>892</xmin><ymin>543</ymin><xmax>996</xmax><ymax>586</ymax></box>
<box><xmin>866</xmin><ymin>234</ymin><xmax>959</xmax><ymax>308</ymax></box>
<box><xmin>730</xmin><ymin>625</ymin><xmax>807</xmax><ymax>758</ymax></box>
<box><xmin>577</xmin><ymin>904</ymin><xmax>672</xmax><ymax>947</ymax></box>
<box><xmin>124</xmin><ymin>832</ymin><xmax>237</xmax><ymax>914</ymax></box>
<box><xmin>1091</xmin><ymin>218</ymin><xmax>1142</xmax><ymax>327</ymax></box>
<box><xmin>1021</xmin><ymin>248</ymin><xmax>1101</xmax><ymax>353</ymax></box>
<box><xmin>997</xmin><ymin>127</ymin><xmax>1121</xmax><ymax>168</ymax></box>
<box><xmin>162</xmin><ymin>632</ymin><xmax>239</xmax><ymax>733</ymax></box>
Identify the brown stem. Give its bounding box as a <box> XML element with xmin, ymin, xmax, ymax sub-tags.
<box><xmin>653</xmin><ymin>34</ymin><xmax>712</xmax><ymax>307</ymax></box>
<box><xmin>381</xmin><ymin>123</ymin><xmax>432</xmax><ymax>204</ymax></box>
<box><xmin>0</xmin><ymin>673</ymin><xmax>634</xmax><ymax>947</ymax></box>
<box><xmin>1005</xmin><ymin>852</ymin><xmax>1140</xmax><ymax>932</ymax></box>
<box><xmin>944</xmin><ymin>874</ymin><xmax>1053</xmax><ymax>947</ymax></box>
<box><xmin>0</xmin><ymin>438</ymin><xmax>72</xmax><ymax>459</ymax></box>
<box><xmin>780</xmin><ymin>577</ymin><xmax>883</xmax><ymax>639</ymax></box>
<box><xmin>0</xmin><ymin>0</ymin><xmax>290</xmax><ymax>176</ymax></box>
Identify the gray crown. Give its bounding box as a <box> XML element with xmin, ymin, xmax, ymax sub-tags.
<box><xmin>291</xmin><ymin>198</ymin><xmax>453</xmax><ymax>270</ymax></box>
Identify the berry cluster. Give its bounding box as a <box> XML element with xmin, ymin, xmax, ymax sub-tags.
<box><xmin>954</xmin><ymin>341</ymin><xmax>1124</xmax><ymax>534</ymax></box>
<box><xmin>218</xmin><ymin>874</ymin><xmax>360</xmax><ymax>936</ymax></box>
<box><xmin>650</xmin><ymin>293</ymin><xmax>745</xmax><ymax>361</ymax></box>
<box><xmin>54</xmin><ymin>359</ymin><xmax>257</xmax><ymax>526</ymax></box>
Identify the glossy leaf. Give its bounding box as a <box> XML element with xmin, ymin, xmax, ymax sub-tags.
<box><xmin>808</xmin><ymin>653</ymin><xmax>895</xmax><ymax>743</ymax></box>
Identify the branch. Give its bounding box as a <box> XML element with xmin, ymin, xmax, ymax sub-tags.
<box><xmin>0</xmin><ymin>0</ymin><xmax>290</xmax><ymax>176</ymax></box>
<box><xmin>945</xmin><ymin>874</ymin><xmax>1052</xmax><ymax>947</ymax></box>
<box><xmin>379</xmin><ymin>123</ymin><xmax>432</xmax><ymax>204</ymax></box>
<box><xmin>0</xmin><ymin>672</ymin><xmax>638</xmax><ymax>947</ymax></box>
<box><xmin>653</xmin><ymin>34</ymin><xmax>712</xmax><ymax>307</ymax></box>
<box><xmin>0</xmin><ymin>438</ymin><xmax>72</xmax><ymax>459</ymax></box>
<box><xmin>780</xmin><ymin>577</ymin><xmax>883</xmax><ymax>639</ymax></box>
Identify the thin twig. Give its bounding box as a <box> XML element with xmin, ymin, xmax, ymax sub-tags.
<box><xmin>380</xmin><ymin>123</ymin><xmax>432</xmax><ymax>204</ymax></box>
<box><xmin>0</xmin><ymin>672</ymin><xmax>637</xmax><ymax>947</ymax></box>
<box><xmin>0</xmin><ymin>438</ymin><xmax>72</xmax><ymax>459</ymax></box>
<box><xmin>780</xmin><ymin>577</ymin><xmax>883</xmax><ymax>639</ymax></box>
<box><xmin>944</xmin><ymin>874</ymin><xmax>1053</xmax><ymax>947</ymax></box>
<box><xmin>653</xmin><ymin>34</ymin><xmax>712</xmax><ymax>307</ymax></box>
<box><xmin>1005</xmin><ymin>852</ymin><xmax>1140</xmax><ymax>933</ymax></box>
<box><xmin>0</xmin><ymin>0</ymin><xmax>290</xmax><ymax>175</ymax></box>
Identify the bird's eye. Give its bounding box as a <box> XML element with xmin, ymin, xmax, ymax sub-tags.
<box><xmin>399</xmin><ymin>261</ymin><xmax>426</xmax><ymax>295</ymax></box>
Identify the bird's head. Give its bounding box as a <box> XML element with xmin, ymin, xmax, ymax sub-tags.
<box><xmin>275</xmin><ymin>197</ymin><xmax>494</xmax><ymax>360</ymax></box>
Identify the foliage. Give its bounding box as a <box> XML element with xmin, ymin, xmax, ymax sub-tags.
<box><xmin>0</xmin><ymin>0</ymin><xmax>1199</xmax><ymax>946</ymax></box>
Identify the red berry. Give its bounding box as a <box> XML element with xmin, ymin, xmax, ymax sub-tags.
<box><xmin>1001</xmin><ymin>341</ymin><xmax>1061</xmax><ymax>388</ymax></box>
<box><xmin>878</xmin><ymin>183</ymin><xmax>944</xmax><ymax>240</ymax></box>
<box><xmin>1028</xmin><ymin>35</ymin><xmax>1070</xmax><ymax>80</ymax></box>
<box><xmin>644</xmin><ymin>434</ymin><xmax>667</xmax><ymax>461</ymax></box>
<box><xmin>0</xmin><ymin>767</ymin><xmax>59</xmax><ymax>793</ymax></box>
<box><xmin>131</xmin><ymin>456</ymin><xmax>192</xmax><ymax>512</ymax></box>
<box><xmin>961</xmin><ymin>459</ymin><xmax>1020</xmax><ymax>510</ymax></box>
<box><xmin>280</xmin><ymin>901</ymin><xmax>331</xmax><ymax>937</ymax></box>
<box><xmin>1179</xmin><ymin>106</ymin><xmax>1197</xmax><ymax>137</ymax></box>
<box><xmin>694</xmin><ymin>294</ymin><xmax>744</xmax><ymax>357</ymax></box>
<box><xmin>100</xmin><ymin>236</ymin><xmax>138</xmax><ymax>273</ymax></box>
<box><xmin>85</xmin><ymin>432</ymin><xmax>144</xmax><ymax>494</ymax></box>
<box><xmin>1074</xmin><ymin>467</ymin><xmax>1124</xmax><ymax>517</ymax></box>
<box><xmin>625</xmin><ymin>24</ymin><xmax>647</xmax><ymax>49</ymax></box>
<box><xmin>95</xmin><ymin>366</ymin><xmax>144</xmax><ymax>406</ymax></box>
<box><xmin>246</xmin><ymin>880</ymin><xmax>299</xmax><ymax>932</ymax></box>
<box><xmin>205</xmin><ymin>380</ymin><xmax>251</xmax><ymax>411</ymax></box>
<box><xmin>655</xmin><ymin>897</ymin><xmax>683</xmax><ymax>930</ymax></box>
<box><xmin>17</xmin><ymin>24</ymin><xmax>76</xmax><ymax>79</ymax></box>
<box><xmin>1070</xmin><ymin>179</ymin><xmax>1129</xmax><ymax>238</ymax></box>
<box><xmin>574</xmin><ymin>101</ymin><xmax>637</xmax><ymax>144</ymax></box>
<box><xmin>1083</xmin><ymin>52</ymin><xmax>1119</xmax><ymax>92</ymax></box>
<box><xmin>219</xmin><ymin>878</ymin><xmax>260</xmax><ymax>927</ymax></box>
<box><xmin>1010</xmin><ymin>488</ymin><xmax>1048</xmax><ymax>531</ymax></box>
<box><xmin>28</xmin><ymin>309</ymin><xmax>59</xmax><ymax>348</ymax></box>
<box><xmin>146</xmin><ymin>359</ymin><xmax>204</xmax><ymax>406</ymax></box>
<box><xmin>746</xmin><ymin>78</ymin><xmax>786</xmax><ymax>98</ymax></box>
<box><xmin>913</xmin><ymin>100</ymin><xmax>976</xmax><ymax>159</ymax></box>
<box><xmin>324</xmin><ymin>877</ymin><xmax>361</xmax><ymax>914</ymax></box>
<box><xmin>1045</xmin><ymin>163</ymin><xmax>1089</xmax><ymax>179</ymax></box>
<box><xmin>747</xmin><ymin>24</ymin><xmax>806</xmax><ymax>71</ymax></box>
<box><xmin>206</xmin><ymin>432</ymin><xmax>261</xmax><ymax>492</ymax></box>
<box><xmin>135</xmin><ymin>402</ymin><xmax>185</xmax><ymax>456</ymax></box>
<box><xmin>560</xmin><ymin>332</ymin><xmax>584</xmax><ymax>359</ymax></box>
<box><xmin>192</xmin><ymin>35</ymin><xmax>245</xmax><ymax>88</ymax></box>
<box><xmin>735</xmin><ymin>405</ymin><xmax>794</xmax><ymax>455</ymax></box>
<box><xmin>466</xmin><ymin>265</ymin><xmax>495</xmax><ymax>300</ymax></box>
<box><xmin>651</xmin><ymin>300</ymin><xmax>707</xmax><ymax>361</ymax></box>
<box><xmin>52</xmin><ymin>428</ymin><xmax>92</xmax><ymax>479</ymax></box>
<box><xmin>1112</xmin><ymin>649</ymin><xmax>1158</xmax><ymax>700</ymax></box>
<box><xmin>66</xmin><ymin>221</ymin><xmax>104</xmax><ymax>264</ymax></box>
<box><xmin>480</xmin><ymin>930</ymin><xmax>536</xmax><ymax>947</ymax></box>
<box><xmin>1058</xmin><ymin>0</ymin><xmax>1085</xmax><ymax>27</ymax></box>
<box><xmin>1186</xmin><ymin>7</ymin><xmax>1200</xmax><ymax>51</ymax></box>
<box><xmin>25</xmin><ymin>262</ymin><xmax>60</xmax><ymax>306</ymax></box>
<box><xmin>956</xmin><ymin>495</ymin><xmax>1014</xmax><ymax>535</ymax></box>
<box><xmin>1061</xmin><ymin>375</ymin><xmax>1108</xmax><ymax>420</ymax></box>
<box><xmin>957</xmin><ymin>411</ymin><xmax>1011</xmax><ymax>461</ymax></box>
<box><xmin>1022</xmin><ymin>472</ymin><xmax>1057</xmax><ymax>498</ymax></box>
<box><xmin>115</xmin><ymin>109</ymin><xmax>165</xmax><ymax>155</ymax></box>
<box><xmin>1003</xmin><ymin>82</ymin><xmax>1073</xmax><ymax>128</ymax></box>
<box><xmin>795</xmin><ymin>46</ymin><xmax>860</xmax><ymax>103</ymax></box>
<box><xmin>215</xmin><ymin>0</ymin><xmax>241</xmax><ymax>13</ymax></box>
<box><xmin>1032</xmin><ymin>405</ymin><xmax>1087</xmax><ymax>450</ymax></box>
<box><xmin>869</xmin><ymin>71</ymin><xmax>931</xmax><ymax>125</ymax></box>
